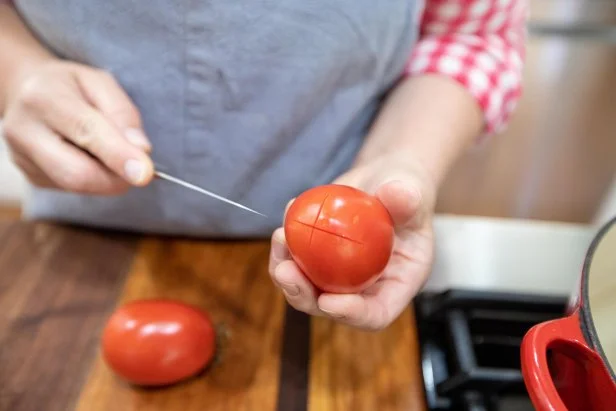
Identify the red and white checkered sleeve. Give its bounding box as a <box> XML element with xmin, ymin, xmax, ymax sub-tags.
<box><xmin>405</xmin><ymin>0</ymin><xmax>529</xmax><ymax>137</ymax></box>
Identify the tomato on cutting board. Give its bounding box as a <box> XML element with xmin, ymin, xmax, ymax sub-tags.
<box><xmin>284</xmin><ymin>184</ymin><xmax>394</xmax><ymax>294</ymax></box>
<box><xmin>101</xmin><ymin>299</ymin><xmax>216</xmax><ymax>387</ymax></box>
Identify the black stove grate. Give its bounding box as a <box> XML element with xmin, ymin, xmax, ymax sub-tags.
<box><xmin>414</xmin><ymin>289</ymin><xmax>568</xmax><ymax>411</ymax></box>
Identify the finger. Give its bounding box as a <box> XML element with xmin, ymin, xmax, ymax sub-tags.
<box><xmin>318</xmin><ymin>261</ymin><xmax>428</xmax><ymax>331</ymax></box>
<box><xmin>38</xmin><ymin>95</ymin><xmax>154</xmax><ymax>186</ymax></box>
<box><xmin>77</xmin><ymin>68</ymin><xmax>151</xmax><ymax>151</ymax></box>
<box><xmin>10</xmin><ymin>119</ymin><xmax>130</xmax><ymax>194</ymax></box>
<box><xmin>9</xmin><ymin>149</ymin><xmax>55</xmax><ymax>188</ymax></box>
<box><xmin>375</xmin><ymin>180</ymin><xmax>422</xmax><ymax>228</ymax></box>
<box><xmin>269</xmin><ymin>214</ymin><xmax>321</xmax><ymax>316</ymax></box>
<box><xmin>272</xmin><ymin>260</ymin><xmax>321</xmax><ymax>316</ymax></box>
<box><xmin>268</xmin><ymin>227</ymin><xmax>290</xmax><ymax>274</ymax></box>
<box><xmin>317</xmin><ymin>285</ymin><xmax>404</xmax><ymax>331</ymax></box>
<box><xmin>317</xmin><ymin>293</ymin><xmax>384</xmax><ymax>329</ymax></box>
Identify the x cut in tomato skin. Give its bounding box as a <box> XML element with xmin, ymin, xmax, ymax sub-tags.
<box><xmin>284</xmin><ymin>184</ymin><xmax>394</xmax><ymax>294</ymax></box>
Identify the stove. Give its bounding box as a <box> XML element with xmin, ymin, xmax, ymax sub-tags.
<box><xmin>414</xmin><ymin>289</ymin><xmax>568</xmax><ymax>411</ymax></box>
<box><xmin>413</xmin><ymin>216</ymin><xmax>597</xmax><ymax>410</ymax></box>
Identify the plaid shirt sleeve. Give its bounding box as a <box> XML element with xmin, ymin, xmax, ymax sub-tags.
<box><xmin>405</xmin><ymin>0</ymin><xmax>529</xmax><ymax>136</ymax></box>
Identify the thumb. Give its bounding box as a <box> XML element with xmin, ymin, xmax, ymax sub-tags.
<box><xmin>375</xmin><ymin>180</ymin><xmax>422</xmax><ymax>228</ymax></box>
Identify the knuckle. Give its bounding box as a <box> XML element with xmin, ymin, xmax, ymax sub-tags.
<box><xmin>71</xmin><ymin>113</ymin><xmax>100</xmax><ymax>150</ymax></box>
<box><xmin>285</xmin><ymin>298</ymin><xmax>307</xmax><ymax>313</ymax></box>
<box><xmin>18</xmin><ymin>80</ymin><xmax>47</xmax><ymax>110</ymax></box>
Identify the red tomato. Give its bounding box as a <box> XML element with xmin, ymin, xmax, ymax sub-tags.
<box><xmin>284</xmin><ymin>184</ymin><xmax>394</xmax><ymax>293</ymax></box>
<box><xmin>101</xmin><ymin>299</ymin><xmax>216</xmax><ymax>386</ymax></box>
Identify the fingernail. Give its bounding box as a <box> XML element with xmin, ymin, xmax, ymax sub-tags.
<box><xmin>279</xmin><ymin>282</ymin><xmax>300</xmax><ymax>297</ymax></box>
<box><xmin>124</xmin><ymin>128</ymin><xmax>151</xmax><ymax>150</ymax></box>
<box><xmin>124</xmin><ymin>159</ymin><xmax>147</xmax><ymax>185</ymax></box>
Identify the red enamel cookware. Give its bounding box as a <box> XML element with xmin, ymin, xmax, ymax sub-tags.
<box><xmin>522</xmin><ymin>216</ymin><xmax>616</xmax><ymax>410</ymax></box>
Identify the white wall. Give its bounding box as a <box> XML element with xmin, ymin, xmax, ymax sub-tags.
<box><xmin>0</xmin><ymin>123</ymin><xmax>28</xmax><ymax>206</ymax></box>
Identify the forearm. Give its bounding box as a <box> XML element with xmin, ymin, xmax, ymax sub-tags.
<box><xmin>0</xmin><ymin>4</ymin><xmax>54</xmax><ymax>115</ymax></box>
<box><xmin>354</xmin><ymin>0</ymin><xmax>528</xmax><ymax>187</ymax></box>
<box><xmin>354</xmin><ymin>74</ymin><xmax>482</xmax><ymax>187</ymax></box>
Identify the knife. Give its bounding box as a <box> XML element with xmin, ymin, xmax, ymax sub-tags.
<box><xmin>154</xmin><ymin>170</ymin><xmax>267</xmax><ymax>218</ymax></box>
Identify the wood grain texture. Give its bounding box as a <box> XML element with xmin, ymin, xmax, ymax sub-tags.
<box><xmin>1</xmin><ymin>223</ymin><xmax>427</xmax><ymax>411</ymax></box>
<box><xmin>75</xmin><ymin>238</ymin><xmax>287</xmax><ymax>411</ymax></box>
<box><xmin>0</xmin><ymin>222</ymin><xmax>138</xmax><ymax>411</ymax></box>
<box><xmin>0</xmin><ymin>207</ymin><xmax>21</xmax><ymax>220</ymax></box>
<box><xmin>308</xmin><ymin>309</ymin><xmax>426</xmax><ymax>411</ymax></box>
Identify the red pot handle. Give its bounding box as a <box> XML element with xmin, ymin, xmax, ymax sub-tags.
<box><xmin>521</xmin><ymin>311</ymin><xmax>589</xmax><ymax>410</ymax></box>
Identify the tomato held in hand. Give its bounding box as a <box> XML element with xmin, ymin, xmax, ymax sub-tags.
<box><xmin>101</xmin><ymin>299</ymin><xmax>216</xmax><ymax>387</ymax></box>
<box><xmin>284</xmin><ymin>184</ymin><xmax>394</xmax><ymax>294</ymax></box>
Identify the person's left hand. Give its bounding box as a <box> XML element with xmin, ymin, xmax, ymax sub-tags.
<box><xmin>268</xmin><ymin>154</ymin><xmax>437</xmax><ymax>331</ymax></box>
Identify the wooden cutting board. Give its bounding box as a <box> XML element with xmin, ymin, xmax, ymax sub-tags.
<box><xmin>0</xmin><ymin>221</ymin><xmax>426</xmax><ymax>411</ymax></box>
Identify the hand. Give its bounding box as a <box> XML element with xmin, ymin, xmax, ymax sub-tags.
<box><xmin>268</xmin><ymin>154</ymin><xmax>437</xmax><ymax>331</ymax></box>
<box><xmin>2</xmin><ymin>60</ymin><xmax>154</xmax><ymax>194</ymax></box>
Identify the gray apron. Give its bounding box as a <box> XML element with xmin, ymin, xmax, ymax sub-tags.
<box><xmin>14</xmin><ymin>0</ymin><xmax>422</xmax><ymax>238</ymax></box>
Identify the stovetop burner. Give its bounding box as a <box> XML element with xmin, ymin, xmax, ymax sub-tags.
<box><xmin>414</xmin><ymin>289</ymin><xmax>568</xmax><ymax>411</ymax></box>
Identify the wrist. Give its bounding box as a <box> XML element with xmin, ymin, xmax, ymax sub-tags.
<box><xmin>356</xmin><ymin>150</ymin><xmax>437</xmax><ymax>194</ymax></box>
<box><xmin>353</xmin><ymin>146</ymin><xmax>443</xmax><ymax>191</ymax></box>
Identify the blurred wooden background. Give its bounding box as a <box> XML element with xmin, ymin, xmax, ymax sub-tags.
<box><xmin>437</xmin><ymin>0</ymin><xmax>616</xmax><ymax>223</ymax></box>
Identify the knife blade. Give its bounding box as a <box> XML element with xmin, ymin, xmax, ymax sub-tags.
<box><xmin>154</xmin><ymin>170</ymin><xmax>267</xmax><ymax>218</ymax></box>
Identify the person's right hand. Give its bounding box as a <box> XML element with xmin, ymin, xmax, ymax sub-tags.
<box><xmin>3</xmin><ymin>60</ymin><xmax>154</xmax><ymax>195</ymax></box>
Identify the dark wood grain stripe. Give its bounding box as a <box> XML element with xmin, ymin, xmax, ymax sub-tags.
<box><xmin>276</xmin><ymin>305</ymin><xmax>310</xmax><ymax>411</ymax></box>
<box><xmin>0</xmin><ymin>223</ymin><xmax>138</xmax><ymax>411</ymax></box>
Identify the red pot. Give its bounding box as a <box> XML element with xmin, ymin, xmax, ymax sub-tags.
<box><xmin>521</xmin><ymin>216</ymin><xmax>616</xmax><ymax>410</ymax></box>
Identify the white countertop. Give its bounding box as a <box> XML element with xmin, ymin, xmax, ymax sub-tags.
<box><xmin>426</xmin><ymin>215</ymin><xmax>597</xmax><ymax>297</ymax></box>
